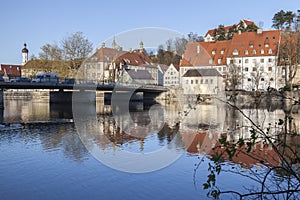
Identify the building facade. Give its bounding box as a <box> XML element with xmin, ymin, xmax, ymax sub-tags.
<box><xmin>163</xmin><ymin>64</ymin><xmax>180</xmax><ymax>87</ymax></box>
<box><xmin>181</xmin><ymin>68</ymin><xmax>223</xmax><ymax>95</ymax></box>
<box><xmin>181</xmin><ymin>29</ymin><xmax>282</xmax><ymax>91</ymax></box>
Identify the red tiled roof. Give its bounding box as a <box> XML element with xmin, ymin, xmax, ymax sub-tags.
<box><xmin>181</xmin><ymin>40</ymin><xmax>231</xmax><ymax>66</ymax></box>
<box><xmin>115</xmin><ymin>51</ymin><xmax>152</xmax><ymax>66</ymax></box>
<box><xmin>181</xmin><ymin>30</ymin><xmax>281</xmax><ymax>67</ymax></box>
<box><xmin>228</xmin><ymin>30</ymin><xmax>280</xmax><ymax>57</ymax></box>
<box><xmin>91</xmin><ymin>47</ymin><xmax>127</xmax><ymax>63</ymax></box>
<box><xmin>0</xmin><ymin>64</ymin><xmax>22</xmax><ymax>77</ymax></box>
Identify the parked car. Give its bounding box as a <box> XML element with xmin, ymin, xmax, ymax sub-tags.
<box><xmin>61</xmin><ymin>78</ymin><xmax>76</xmax><ymax>84</ymax></box>
<box><xmin>32</xmin><ymin>72</ymin><xmax>59</xmax><ymax>83</ymax></box>
<box><xmin>11</xmin><ymin>77</ymin><xmax>31</xmax><ymax>82</ymax></box>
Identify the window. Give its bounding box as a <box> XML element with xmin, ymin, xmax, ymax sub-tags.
<box><xmin>260</xmin><ymin>67</ymin><xmax>264</xmax><ymax>72</ymax></box>
<box><xmin>268</xmin><ymin>67</ymin><xmax>272</xmax><ymax>71</ymax></box>
<box><xmin>200</xmin><ymin>79</ymin><xmax>203</xmax><ymax>84</ymax></box>
<box><xmin>261</xmin><ymin>78</ymin><xmax>264</xmax><ymax>81</ymax></box>
<box><xmin>245</xmin><ymin>50</ymin><xmax>249</xmax><ymax>55</ymax></box>
<box><xmin>232</xmin><ymin>49</ymin><xmax>239</xmax><ymax>55</ymax></box>
<box><xmin>218</xmin><ymin>67</ymin><xmax>222</xmax><ymax>71</ymax></box>
<box><xmin>270</xmin><ymin>78</ymin><xmax>274</xmax><ymax>81</ymax></box>
<box><xmin>265</xmin><ymin>43</ymin><xmax>269</xmax><ymax>47</ymax></box>
<box><xmin>253</xmin><ymin>67</ymin><xmax>257</xmax><ymax>71</ymax></box>
<box><xmin>218</xmin><ymin>59</ymin><xmax>222</xmax><ymax>64</ymax></box>
<box><xmin>249</xmin><ymin>43</ymin><xmax>254</xmax><ymax>48</ymax></box>
<box><xmin>191</xmin><ymin>80</ymin><xmax>193</xmax><ymax>84</ymax></box>
<box><xmin>252</xmin><ymin>50</ymin><xmax>256</xmax><ymax>55</ymax></box>
<box><xmin>221</xmin><ymin>50</ymin><xmax>224</xmax><ymax>54</ymax></box>
<box><xmin>205</xmin><ymin>79</ymin><xmax>208</xmax><ymax>84</ymax></box>
<box><xmin>260</xmin><ymin>58</ymin><xmax>264</xmax><ymax>63</ymax></box>
<box><xmin>209</xmin><ymin>59</ymin><xmax>213</xmax><ymax>64</ymax></box>
<box><xmin>230</xmin><ymin>59</ymin><xmax>234</xmax><ymax>64</ymax></box>
<box><xmin>245</xmin><ymin>67</ymin><xmax>249</xmax><ymax>71</ymax></box>
<box><xmin>195</xmin><ymin>80</ymin><xmax>198</xmax><ymax>84</ymax></box>
<box><xmin>248</xmin><ymin>78</ymin><xmax>251</xmax><ymax>81</ymax></box>
<box><xmin>261</xmin><ymin>49</ymin><xmax>264</xmax><ymax>54</ymax></box>
<box><xmin>210</xmin><ymin>79</ymin><xmax>213</xmax><ymax>84</ymax></box>
<box><xmin>268</xmin><ymin>49</ymin><xmax>272</xmax><ymax>54</ymax></box>
<box><xmin>223</xmin><ymin>67</ymin><xmax>226</xmax><ymax>71</ymax></box>
<box><xmin>239</xmin><ymin>59</ymin><xmax>242</xmax><ymax>64</ymax></box>
<box><xmin>245</xmin><ymin>59</ymin><xmax>249</xmax><ymax>63</ymax></box>
<box><xmin>212</xmin><ymin>50</ymin><xmax>216</xmax><ymax>55</ymax></box>
<box><xmin>268</xmin><ymin>58</ymin><xmax>273</xmax><ymax>62</ymax></box>
<box><xmin>252</xmin><ymin>59</ymin><xmax>257</xmax><ymax>63</ymax></box>
<box><xmin>237</xmin><ymin>67</ymin><xmax>241</xmax><ymax>71</ymax></box>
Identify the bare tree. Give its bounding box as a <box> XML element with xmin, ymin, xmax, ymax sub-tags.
<box><xmin>174</xmin><ymin>37</ymin><xmax>188</xmax><ymax>56</ymax></box>
<box><xmin>226</xmin><ymin>62</ymin><xmax>242</xmax><ymax>93</ymax></box>
<box><xmin>61</xmin><ymin>32</ymin><xmax>93</xmax><ymax>61</ymax></box>
<box><xmin>279</xmin><ymin>32</ymin><xmax>300</xmax><ymax>89</ymax></box>
<box><xmin>39</xmin><ymin>43</ymin><xmax>63</xmax><ymax>60</ymax></box>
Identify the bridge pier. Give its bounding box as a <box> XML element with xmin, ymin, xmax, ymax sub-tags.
<box><xmin>143</xmin><ymin>92</ymin><xmax>161</xmax><ymax>101</ymax></box>
<box><xmin>0</xmin><ymin>90</ymin><xmax>3</xmax><ymax>109</ymax></box>
<box><xmin>50</xmin><ymin>90</ymin><xmax>96</xmax><ymax>103</ymax></box>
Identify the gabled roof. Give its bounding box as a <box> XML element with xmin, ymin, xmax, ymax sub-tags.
<box><xmin>91</xmin><ymin>47</ymin><xmax>127</xmax><ymax>63</ymax></box>
<box><xmin>126</xmin><ymin>69</ymin><xmax>154</xmax><ymax>80</ymax></box>
<box><xmin>205</xmin><ymin>19</ymin><xmax>255</xmax><ymax>37</ymax></box>
<box><xmin>157</xmin><ymin>64</ymin><xmax>170</xmax><ymax>73</ymax></box>
<box><xmin>115</xmin><ymin>51</ymin><xmax>152</xmax><ymax>66</ymax></box>
<box><xmin>181</xmin><ymin>40</ymin><xmax>231</xmax><ymax>66</ymax></box>
<box><xmin>0</xmin><ymin>64</ymin><xmax>22</xmax><ymax>77</ymax></box>
<box><xmin>182</xmin><ymin>68</ymin><xmax>222</xmax><ymax>77</ymax></box>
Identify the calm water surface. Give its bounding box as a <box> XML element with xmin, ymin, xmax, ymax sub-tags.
<box><xmin>0</xmin><ymin>99</ymin><xmax>296</xmax><ymax>200</ymax></box>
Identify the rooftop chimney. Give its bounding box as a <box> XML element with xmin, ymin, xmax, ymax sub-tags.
<box><xmin>101</xmin><ymin>42</ymin><xmax>105</xmax><ymax>48</ymax></box>
<box><xmin>197</xmin><ymin>45</ymin><xmax>200</xmax><ymax>54</ymax></box>
<box><xmin>257</xmin><ymin>29</ymin><xmax>263</xmax><ymax>34</ymax></box>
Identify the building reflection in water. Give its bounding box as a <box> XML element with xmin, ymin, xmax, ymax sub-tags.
<box><xmin>2</xmin><ymin>98</ymin><xmax>300</xmax><ymax>168</ymax></box>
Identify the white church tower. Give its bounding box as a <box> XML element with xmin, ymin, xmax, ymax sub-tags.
<box><xmin>22</xmin><ymin>43</ymin><xmax>28</xmax><ymax>65</ymax></box>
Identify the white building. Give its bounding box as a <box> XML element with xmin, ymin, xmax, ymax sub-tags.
<box><xmin>181</xmin><ymin>68</ymin><xmax>223</xmax><ymax>95</ymax></box>
<box><xmin>180</xmin><ymin>29</ymin><xmax>282</xmax><ymax>91</ymax></box>
<box><xmin>163</xmin><ymin>64</ymin><xmax>180</xmax><ymax>87</ymax></box>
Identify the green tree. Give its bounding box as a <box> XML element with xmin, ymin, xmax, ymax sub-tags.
<box><xmin>272</xmin><ymin>10</ymin><xmax>287</xmax><ymax>30</ymax></box>
<box><xmin>213</xmin><ymin>25</ymin><xmax>226</xmax><ymax>41</ymax></box>
<box><xmin>285</xmin><ymin>11</ymin><xmax>296</xmax><ymax>31</ymax></box>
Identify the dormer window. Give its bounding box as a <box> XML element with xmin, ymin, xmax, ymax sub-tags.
<box><xmin>249</xmin><ymin>42</ymin><xmax>254</xmax><ymax>48</ymax></box>
<box><xmin>232</xmin><ymin>49</ymin><xmax>239</xmax><ymax>55</ymax></box>
<box><xmin>245</xmin><ymin>50</ymin><xmax>249</xmax><ymax>55</ymax></box>
<box><xmin>218</xmin><ymin>58</ymin><xmax>222</xmax><ymax>64</ymax></box>
<box><xmin>220</xmin><ymin>50</ymin><xmax>224</xmax><ymax>55</ymax></box>
<box><xmin>261</xmin><ymin>49</ymin><xmax>264</xmax><ymax>54</ymax></box>
<box><xmin>265</xmin><ymin>43</ymin><xmax>269</xmax><ymax>47</ymax></box>
<box><xmin>252</xmin><ymin>50</ymin><xmax>256</xmax><ymax>55</ymax></box>
<box><xmin>268</xmin><ymin>49</ymin><xmax>272</xmax><ymax>54</ymax></box>
<box><xmin>212</xmin><ymin>50</ymin><xmax>216</xmax><ymax>55</ymax></box>
<box><xmin>209</xmin><ymin>59</ymin><xmax>213</xmax><ymax>64</ymax></box>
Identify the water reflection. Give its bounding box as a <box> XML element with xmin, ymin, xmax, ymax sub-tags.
<box><xmin>1</xmin><ymin>99</ymin><xmax>300</xmax><ymax>168</ymax></box>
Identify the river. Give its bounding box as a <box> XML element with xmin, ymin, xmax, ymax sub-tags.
<box><xmin>0</xmin><ymin>98</ymin><xmax>298</xmax><ymax>199</ymax></box>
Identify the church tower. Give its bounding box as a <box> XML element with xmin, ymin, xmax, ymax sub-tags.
<box><xmin>139</xmin><ymin>41</ymin><xmax>144</xmax><ymax>52</ymax></box>
<box><xmin>22</xmin><ymin>43</ymin><xmax>28</xmax><ymax>65</ymax></box>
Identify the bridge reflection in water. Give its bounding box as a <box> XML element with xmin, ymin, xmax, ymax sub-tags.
<box><xmin>1</xmin><ymin>96</ymin><xmax>300</xmax><ymax>169</ymax></box>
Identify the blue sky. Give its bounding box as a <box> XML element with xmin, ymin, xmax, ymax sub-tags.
<box><xmin>0</xmin><ymin>0</ymin><xmax>298</xmax><ymax>64</ymax></box>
